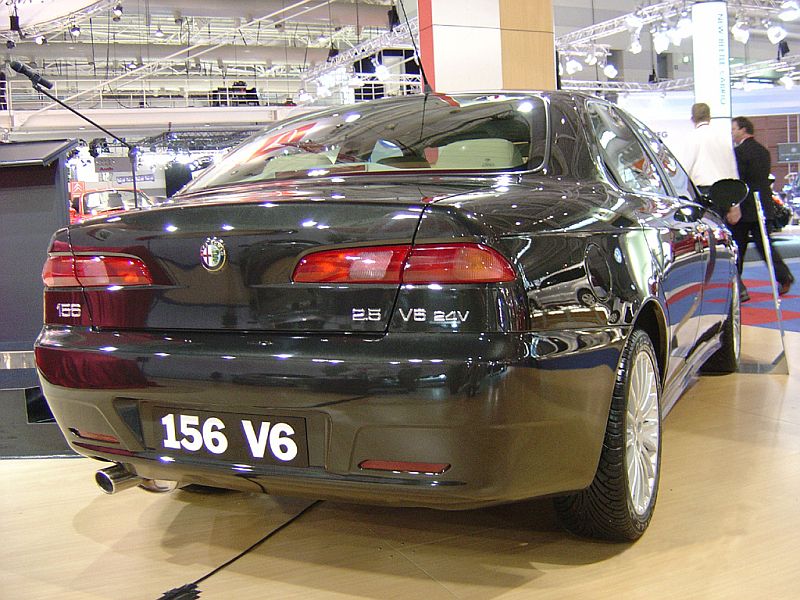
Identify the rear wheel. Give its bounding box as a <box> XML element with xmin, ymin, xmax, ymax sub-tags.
<box><xmin>701</xmin><ymin>277</ymin><xmax>741</xmax><ymax>374</ymax></box>
<box><xmin>554</xmin><ymin>329</ymin><xmax>662</xmax><ymax>541</ymax></box>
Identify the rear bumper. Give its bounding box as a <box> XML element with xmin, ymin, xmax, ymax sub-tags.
<box><xmin>36</xmin><ymin>326</ymin><xmax>625</xmax><ymax>509</ymax></box>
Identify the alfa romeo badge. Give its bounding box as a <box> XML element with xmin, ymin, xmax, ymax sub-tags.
<box><xmin>200</xmin><ymin>237</ymin><xmax>227</xmax><ymax>272</ymax></box>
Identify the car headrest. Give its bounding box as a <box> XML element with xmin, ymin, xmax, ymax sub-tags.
<box><xmin>431</xmin><ymin>138</ymin><xmax>522</xmax><ymax>170</ymax></box>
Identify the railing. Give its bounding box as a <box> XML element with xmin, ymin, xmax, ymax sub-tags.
<box><xmin>2</xmin><ymin>73</ymin><xmax>424</xmax><ymax>114</ymax></box>
<box><xmin>3</xmin><ymin>78</ymin><xmax>306</xmax><ymax>112</ymax></box>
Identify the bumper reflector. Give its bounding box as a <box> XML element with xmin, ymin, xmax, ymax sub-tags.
<box><xmin>69</xmin><ymin>428</ymin><xmax>120</xmax><ymax>444</ymax></box>
<box><xmin>359</xmin><ymin>460</ymin><xmax>450</xmax><ymax>475</ymax></box>
<box><xmin>74</xmin><ymin>442</ymin><xmax>135</xmax><ymax>457</ymax></box>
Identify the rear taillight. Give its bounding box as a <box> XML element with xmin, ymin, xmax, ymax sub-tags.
<box><xmin>403</xmin><ymin>244</ymin><xmax>516</xmax><ymax>283</ymax></box>
<box><xmin>42</xmin><ymin>255</ymin><xmax>153</xmax><ymax>288</ymax></box>
<box><xmin>292</xmin><ymin>243</ymin><xmax>515</xmax><ymax>284</ymax></box>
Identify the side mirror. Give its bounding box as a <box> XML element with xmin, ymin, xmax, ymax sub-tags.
<box><xmin>707</xmin><ymin>178</ymin><xmax>748</xmax><ymax>216</ymax></box>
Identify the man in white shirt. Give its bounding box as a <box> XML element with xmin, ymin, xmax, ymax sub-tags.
<box><xmin>680</xmin><ymin>102</ymin><xmax>739</xmax><ymax>192</ymax></box>
<box><xmin>679</xmin><ymin>103</ymin><xmax>747</xmax><ymax>299</ymax></box>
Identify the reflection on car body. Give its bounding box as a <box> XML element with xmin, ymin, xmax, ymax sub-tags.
<box><xmin>36</xmin><ymin>92</ymin><xmax>745</xmax><ymax>542</ymax></box>
<box><xmin>69</xmin><ymin>188</ymin><xmax>154</xmax><ymax>223</ymax></box>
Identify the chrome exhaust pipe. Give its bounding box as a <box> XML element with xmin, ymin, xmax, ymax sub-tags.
<box><xmin>95</xmin><ymin>464</ymin><xmax>143</xmax><ymax>494</ymax></box>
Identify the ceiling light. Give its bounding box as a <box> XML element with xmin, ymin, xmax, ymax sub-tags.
<box><xmin>676</xmin><ymin>13</ymin><xmax>693</xmax><ymax>39</ymax></box>
<box><xmin>629</xmin><ymin>35</ymin><xmax>642</xmax><ymax>54</ymax></box>
<box><xmin>779</xmin><ymin>1</ymin><xmax>800</xmax><ymax>22</ymax></box>
<box><xmin>625</xmin><ymin>13</ymin><xmax>644</xmax><ymax>31</ymax></box>
<box><xmin>603</xmin><ymin>63</ymin><xmax>618</xmax><ymax>79</ymax></box>
<box><xmin>69</xmin><ymin>24</ymin><xmax>81</xmax><ymax>37</ymax></box>
<box><xmin>767</xmin><ymin>22</ymin><xmax>788</xmax><ymax>44</ymax></box>
<box><xmin>374</xmin><ymin>63</ymin><xmax>390</xmax><ymax>81</ymax></box>
<box><xmin>780</xmin><ymin>74</ymin><xmax>795</xmax><ymax>89</ymax></box>
<box><xmin>731</xmin><ymin>20</ymin><xmax>750</xmax><ymax>44</ymax></box>
<box><xmin>668</xmin><ymin>26</ymin><xmax>683</xmax><ymax>47</ymax></box>
<box><xmin>154</xmin><ymin>27</ymin><xmax>165</xmax><ymax>38</ymax></box>
<box><xmin>652</xmin><ymin>29</ymin><xmax>670</xmax><ymax>54</ymax></box>
<box><xmin>113</xmin><ymin>4</ymin><xmax>123</xmax><ymax>17</ymax></box>
<box><xmin>565</xmin><ymin>57</ymin><xmax>583</xmax><ymax>75</ymax></box>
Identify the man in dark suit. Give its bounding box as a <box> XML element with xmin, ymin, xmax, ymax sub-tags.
<box><xmin>730</xmin><ymin>116</ymin><xmax>794</xmax><ymax>296</ymax></box>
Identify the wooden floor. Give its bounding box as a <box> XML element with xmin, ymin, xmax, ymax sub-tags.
<box><xmin>2</xmin><ymin>326</ymin><xmax>800</xmax><ymax>599</ymax></box>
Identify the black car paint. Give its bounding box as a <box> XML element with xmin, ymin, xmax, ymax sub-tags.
<box><xmin>35</xmin><ymin>92</ymin><xmax>736</xmax><ymax>508</ymax></box>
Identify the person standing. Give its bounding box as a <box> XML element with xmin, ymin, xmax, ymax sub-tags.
<box><xmin>731</xmin><ymin>116</ymin><xmax>794</xmax><ymax>296</ymax></box>
<box><xmin>680</xmin><ymin>103</ymin><xmax>739</xmax><ymax>194</ymax></box>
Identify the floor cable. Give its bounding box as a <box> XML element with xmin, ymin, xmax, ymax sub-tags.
<box><xmin>156</xmin><ymin>499</ymin><xmax>323</xmax><ymax>599</ymax></box>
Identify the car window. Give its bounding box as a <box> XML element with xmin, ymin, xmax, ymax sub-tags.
<box><xmin>548</xmin><ymin>101</ymin><xmax>595</xmax><ymax>178</ymax></box>
<box><xmin>81</xmin><ymin>190</ymin><xmax>152</xmax><ymax>214</ymax></box>
<box><xmin>182</xmin><ymin>94</ymin><xmax>548</xmax><ymax>192</ymax></box>
<box><xmin>586</xmin><ymin>102</ymin><xmax>667</xmax><ymax>195</ymax></box>
<box><xmin>628</xmin><ymin>115</ymin><xmax>698</xmax><ymax>201</ymax></box>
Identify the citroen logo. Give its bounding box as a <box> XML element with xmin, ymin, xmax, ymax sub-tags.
<box><xmin>200</xmin><ymin>237</ymin><xmax>227</xmax><ymax>272</ymax></box>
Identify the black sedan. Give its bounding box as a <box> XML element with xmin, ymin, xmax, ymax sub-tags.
<box><xmin>35</xmin><ymin>92</ymin><xmax>744</xmax><ymax>541</ymax></box>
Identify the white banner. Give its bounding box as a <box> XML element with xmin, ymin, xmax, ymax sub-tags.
<box><xmin>692</xmin><ymin>1</ymin><xmax>731</xmax><ymax>119</ymax></box>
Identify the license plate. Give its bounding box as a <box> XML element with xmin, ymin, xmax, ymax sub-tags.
<box><xmin>152</xmin><ymin>408</ymin><xmax>309</xmax><ymax>467</ymax></box>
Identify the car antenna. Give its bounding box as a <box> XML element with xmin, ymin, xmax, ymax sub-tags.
<box><xmin>396</xmin><ymin>1</ymin><xmax>433</xmax><ymax>94</ymax></box>
<box><xmin>10</xmin><ymin>61</ymin><xmax>142</xmax><ymax>209</ymax></box>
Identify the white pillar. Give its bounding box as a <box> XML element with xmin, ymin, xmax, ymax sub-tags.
<box><xmin>691</xmin><ymin>1</ymin><xmax>732</xmax><ymax>119</ymax></box>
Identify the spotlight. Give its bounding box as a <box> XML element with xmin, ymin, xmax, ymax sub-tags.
<box><xmin>628</xmin><ymin>35</ymin><xmax>642</xmax><ymax>55</ymax></box>
<box><xmin>34</xmin><ymin>35</ymin><xmax>46</xmax><ymax>45</ymax></box>
<box><xmin>348</xmin><ymin>73</ymin><xmax>364</xmax><ymax>88</ymax></box>
<box><xmin>652</xmin><ymin>28</ymin><xmax>670</xmax><ymax>54</ymax></box>
<box><xmin>731</xmin><ymin>20</ymin><xmax>750</xmax><ymax>44</ymax></box>
<box><xmin>69</xmin><ymin>24</ymin><xmax>81</xmax><ymax>37</ymax></box>
<box><xmin>676</xmin><ymin>12</ymin><xmax>693</xmax><ymax>39</ymax></box>
<box><xmin>154</xmin><ymin>27</ymin><xmax>165</xmax><ymax>38</ymax></box>
<box><xmin>780</xmin><ymin>74</ymin><xmax>795</xmax><ymax>89</ymax></box>
<box><xmin>667</xmin><ymin>25</ymin><xmax>683</xmax><ymax>47</ymax></box>
<box><xmin>779</xmin><ymin>1</ymin><xmax>800</xmax><ymax>22</ymax></box>
<box><xmin>5</xmin><ymin>39</ymin><xmax>15</xmax><ymax>49</ymax></box>
<box><xmin>565</xmin><ymin>57</ymin><xmax>583</xmax><ymax>75</ymax></box>
<box><xmin>375</xmin><ymin>64</ymin><xmax>390</xmax><ymax>81</ymax></box>
<box><xmin>295</xmin><ymin>90</ymin><xmax>313</xmax><ymax>103</ymax></box>
<box><xmin>112</xmin><ymin>4</ymin><xmax>123</xmax><ymax>18</ymax></box>
<box><xmin>767</xmin><ymin>22</ymin><xmax>788</xmax><ymax>44</ymax></box>
<box><xmin>584</xmin><ymin>50</ymin><xmax>598</xmax><ymax>66</ymax></box>
<box><xmin>625</xmin><ymin>13</ymin><xmax>644</xmax><ymax>31</ymax></box>
<box><xmin>603</xmin><ymin>63</ymin><xmax>618</xmax><ymax>79</ymax></box>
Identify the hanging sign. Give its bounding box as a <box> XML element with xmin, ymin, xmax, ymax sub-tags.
<box><xmin>692</xmin><ymin>1</ymin><xmax>731</xmax><ymax>118</ymax></box>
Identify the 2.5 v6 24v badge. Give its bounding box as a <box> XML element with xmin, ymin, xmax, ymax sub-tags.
<box><xmin>200</xmin><ymin>237</ymin><xmax>227</xmax><ymax>272</ymax></box>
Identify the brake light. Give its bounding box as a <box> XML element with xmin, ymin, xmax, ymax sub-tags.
<box><xmin>403</xmin><ymin>244</ymin><xmax>516</xmax><ymax>283</ymax></box>
<box><xmin>293</xmin><ymin>245</ymin><xmax>410</xmax><ymax>283</ymax></box>
<box><xmin>42</xmin><ymin>255</ymin><xmax>80</xmax><ymax>287</ymax></box>
<box><xmin>42</xmin><ymin>255</ymin><xmax>153</xmax><ymax>288</ymax></box>
<box><xmin>292</xmin><ymin>243</ymin><xmax>515</xmax><ymax>284</ymax></box>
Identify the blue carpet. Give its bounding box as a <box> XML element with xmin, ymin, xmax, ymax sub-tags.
<box><xmin>741</xmin><ymin>257</ymin><xmax>800</xmax><ymax>332</ymax></box>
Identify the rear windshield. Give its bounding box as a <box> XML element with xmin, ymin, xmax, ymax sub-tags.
<box><xmin>79</xmin><ymin>190</ymin><xmax>152</xmax><ymax>213</ymax></box>
<box><xmin>182</xmin><ymin>94</ymin><xmax>547</xmax><ymax>192</ymax></box>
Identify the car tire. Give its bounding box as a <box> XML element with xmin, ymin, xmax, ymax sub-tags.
<box><xmin>553</xmin><ymin>329</ymin><xmax>662</xmax><ymax>541</ymax></box>
<box><xmin>701</xmin><ymin>277</ymin><xmax>741</xmax><ymax>374</ymax></box>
